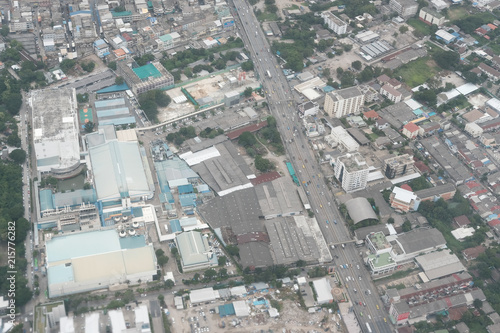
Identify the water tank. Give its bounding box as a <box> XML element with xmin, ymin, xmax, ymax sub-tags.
<box><xmin>119</xmin><ymin>230</ymin><xmax>127</xmax><ymax>238</ymax></box>
<box><xmin>132</xmin><ymin>221</ymin><xmax>139</xmax><ymax>228</ymax></box>
<box><xmin>128</xmin><ymin>229</ymin><xmax>136</xmax><ymax>236</ymax></box>
<box><xmin>114</xmin><ymin>216</ymin><xmax>121</xmax><ymax>222</ymax></box>
<box><xmin>123</xmin><ymin>215</ymin><xmax>129</xmax><ymax>221</ymax></box>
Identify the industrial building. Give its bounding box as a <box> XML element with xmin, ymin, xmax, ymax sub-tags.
<box><xmin>117</xmin><ymin>60</ymin><xmax>174</xmax><ymax>95</ymax></box>
<box><xmin>333</xmin><ymin>153</ymin><xmax>370</xmax><ymax>193</ymax></box>
<box><xmin>323</xmin><ymin>87</ymin><xmax>365</xmax><ymax>118</ymax></box>
<box><xmin>190</xmin><ymin>287</ymin><xmax>220</xmax><ymax>304</ymax></box>
<box><xmin>313</xmin><ymin>278</ymin><xmax>334</xmax><ymax>304</ymax></box>
<box><xmin>183</xmin><ymin>142</ymin><xmax>255</xmax><ymax>196</ymax></box>
<box><xmin>419</xmin><ymin>7</ymin><xmax>445</xmax><ymax>26</ymax></box>
<box><xmin>46</xmin><ymin>229</ymin><xmax>158</xmax><ymax>297</ymax></box>
<box><xmin>384</xmin><ymin>154</ymin><xmax>414</xmax><ymax>179</ymax></box>
<box><xmin>94</xmin><ymin>97</ymin><xmax>136</xmax><ymax>126</ymax></box>
<box><xmin>344</xmin><ymin>197</ymin><xmax>379</xmax><ymax>224</ymax></box>
<box><xmin>175</xmin><ymin>231</ymin><xmax>217</xmax><ymax>272</ymax></box>
<box><xmin>255</xmin><ymin>178</ymin><xmax>302</xmax><ymax>219</ymax></box>
<box><xmin>88</xmin><ymin>139</ymin><xmax>154</xmax><ymax>204</ymax></box>
<box><xmin>415</xmin><ymin>250</ymin><xmax>466</xmax><ymax>280</ymax></box>
<box><xmin>321</xmin><ymin>11</ymin><xmax>347</xmax><ymax>35</ymax></box>
<box><xmin>30</xmin><ymin>88</ymin><xmax>82</xmax><ymax>176</ymax></box>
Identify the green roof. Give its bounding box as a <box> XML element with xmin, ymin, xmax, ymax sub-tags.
<box><xmin>79</xmin><ymin>107</ymin><xmax>93</xmax><ymax>125</ymax></box>
<box><xmin>367</xmin><ymin>252</ymin><xmax>394</xmax><ymax>268</ymax></box>
<box><xmin>159</xmin><ymin>34</ymin><xmax>173</xmax><ymax>42</ymax></box>
<box><xmin>112</xmin><ymin>10</ymin><xmax>132</xmax><ymax>17</ymax></box>
<box><xmin>40</xmin><ymin>189</ymin><xmax>55</xmax><ymax>211</ymax></box>
<box><xmin>176</xmin><ymin>231</ymin><xmax>210</xmax><ymax>267</ymax></box>
<box><xmin>133</xmin><ymin>63</ymin><xmax>161</xmax><ymax>80</ymax></box>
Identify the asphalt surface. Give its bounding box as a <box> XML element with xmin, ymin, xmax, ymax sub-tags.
<box><xmin>229</xmin><ymin>2</ymin><xmax>392</xmax><ymax>332</ymax></box>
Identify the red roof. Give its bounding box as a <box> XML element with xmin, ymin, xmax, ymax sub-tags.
<box><xmin>488</xmin><ymin>23</ymin><xmax>498</xmax><ymax>30</ymax></box>
<box><xmin>403</xmin><ymin>122</ymin><xmax>420</xmax><ymax>133</ymax></box>
<box><xmin>363</xmin><ymin>110</ymin><xmax>379</xmax><ymax>119</ymax></box>
<box><xmin>476</xmin><ymin>189</ymin><xmax>488</xmax><ymax>195</ymax></box>
<box><xmin>227</xmin><ymin>120</ymin><xmax>268</xmax><ymax>140</ymax></box>
<box><xmin>466</xmin><ymin>181</ymin><xmax>480</xmax><ymax>189</ymax></box>
<box><xmin>454</xmin><ymin>215</ymin><xmax>471</xmax><ymax>227</ymax></box>
<box><xmin>462</xmin><ymin>245</ymin><xmax>486</xmax><ymax>260</ymax></box>
<box><xmin>401</xmin><ymin>184</ymin><xmax>413</xmax><ymax>191</ymax></box>
<box><xmin>414</xmin><ymin>161</ymin><xmax>430</xmax><ymax>173</ymax></box>
<box><xmin>122</xmin><ymin>32</ymin><xmax>132</xmax><ymax>41</ymax></box>
<box><xmin>488</xmin><ymin>219</ymin><xmax>500</xmax><ymax>227</ymax></box>
<box><xmin>471</xmin><ymin>160</ymin><xmax>483</xmax><ymax>168</ymax></box>
<box><xmin>250</xmin><ymin>171</ymin><xmax>281</xmax><ymax>185</ymax></box>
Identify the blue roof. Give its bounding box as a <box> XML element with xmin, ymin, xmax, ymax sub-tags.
<box><xmin>99</xmin><ymin>116</ymin><xmax>136</xmax><ymax>126</ymax></box>
<box><xmin>179</xmin><ymin>217</ymin><xmax>197</xmax><ymax>227</ymax></box>
<box><xmin>95</xmin><ymin>98</ymin><xmax>126</xmax><ymax>109</ymax></box>
<box><xmin>170</xmin><ymin>219</ymin><xmax>182</xmax><ymax>233</ymax></box>
<box><xmin>119</xmin><ymin>234</ymin><xmax>147</xmax><ymax>249</ymax></box>
<box><xmin>178</xmin><ymin>184</ymin><xmax>194</xmax><ymax>194</ymax></box>
<box><xmin>159</xmin><ymin>192</ymin><xmax>174</xmax><ymax>203</ymax></box>
<box><xmin>179</xmin><ymin>193</ymin><xmax>197</xmax><ymax>207</ymax></box>
<box><xmin>322</xmin><ymin>85</ymin><xmax>335</xmax><ymax>92</ymax></box>
<box><xmin>47</xmin><ymin>264</ymin><xmax>74</xmax><ymax>285</ymax></box>
<box><xmin>197</xmin><ymin>184</ymin><xmax>210</xmax><ymax>193</ymax></box>
<box><xmin>53</xmin><ymin>189</ymin><xmax>97</xmax><ymax>208</ymax></box>
<box><xmin>46</xmin><ymin>229</ymin><xmax>122</xmax><ymax>263</ymax></box>
<box><xmin>97</xmin><ymin>107</ymin><xmax>130</xmax><ymax>118</ymax></box>
<box><xmin>96</xmin><ymin>83</ymin><xmax>130</xmax><ymax>94</ymax></box>
<box><xmin>40</xmin><ymin>189</ymin><xmax>55</xmax><ymax>211</ymax></box>
<box><xmin>218</xmin><ymin>304</ymin><xmax>235</xmax><ymax>317</ymax></box>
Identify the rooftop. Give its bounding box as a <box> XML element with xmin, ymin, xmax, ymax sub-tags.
<box><xmin>338</xmin><ymin>152</ymin><xmax>369</xmax><ymax>172</ymax></box>
<box><xmin>31</xmin><ymin>88</ymin><xmax>81</xmax><ymax>173</ymax></box>
<box><xmin>175</xmin><ymin>231</ymin><xmax>212</xmax><ymax>267</ymax></box>
<box><xmin>368</xmin><ymin>231</ymin><xmax>391</xmax><ymax>251</ymax></box>
<box><xmin>345</xmin><ymin>197</ymin><xmax>378</xmax><ymax>224</ymax></box>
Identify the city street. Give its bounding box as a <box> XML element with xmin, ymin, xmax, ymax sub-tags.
<box><xmin>229</xmin><ymin>1</ymin><xmax>391</xmax><ymax>332</ymax></box>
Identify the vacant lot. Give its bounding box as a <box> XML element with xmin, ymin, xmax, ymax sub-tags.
<box><xmin>395</xmin><ymin>57</ymin><xmax>437</xmax><ymax>87</ymax></box>
<box><xmin>447</xmin><ymin>7</ymin><xmax>469</xmax><ymax>21</ymax></box>
<box><xmin>407</xmin><ymin>18</ymin><xmax>431</xmax><ymax>36</ymax></box>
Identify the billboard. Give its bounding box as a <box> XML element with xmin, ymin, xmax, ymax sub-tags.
<box><xmin>224</xmin><ymin>20</ymin><xmax>234</xmax><ymax>28</ymax></box>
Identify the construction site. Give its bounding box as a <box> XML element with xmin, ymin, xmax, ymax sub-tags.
<box><xmin>159</xmin><ymin>68</ymin><xmax>262</xmax><ymax>123</ymax></box>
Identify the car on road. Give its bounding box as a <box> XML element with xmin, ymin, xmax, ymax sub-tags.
<box><xmin>334</xmin><ymin>219</ymin><xmax>337</xmax><ymax>224</ymax></box>
<box><xmin>384</xmin><ymin>318</ymin><xmax>387</xmax><ymax>323</ymax></box>
<box><xmin>326</xmin><ymin>220</ymin><xmax>329</xmax><ymax>224</ymax></box>
<box><xmin>359</xmin><ymin>276</ymin><xmax>362</xmax><ymax>280</ymax></box>
<box><xmin>376</xmin><ymin>305</ymin><xmax>379</xmax><ymax>309</ymax></box>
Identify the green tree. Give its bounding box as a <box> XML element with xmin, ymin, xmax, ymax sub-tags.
<box><xmin>238</xmin><ymin>131</ymin><xmax>257</xmax><ymax>147</ymax></box>
<box><xmin>399</xmin><ymin>25</ymin><xmax>409</xmax><ymax>34</ymax></box>
<box><xmin>218</xmin><ymin>256</ymin><xmax>227</xmax><ymax>266</ymax></box>
<box><xmin>60</xmin><ymin>59</ymin><xmax>76</xmax><ymax>73</ymax></box>
<box><xmin>226</xmin><ymin>244</ymin><xmax>240</xmax><ymax>258</ymax></box>
<box><xmin>204</xmin><ymin>268</ymin><xmax>217</xmax><ymax>280</ymax></box>
<box><xmin>243</xmin><ymin>87</ymin><xmax>253</xmax><ymax>97</ymax></box>
<box><xmin>115</xmin><ymin>76</ymin><xmax>125</xmax><ymax>85</ymax></box>
<box><xmin>184</xmin><ymin>67</ymin><xmax>193</xmax><ymax>78</ymax></box>
<box><xmin>9</xmin><ymin>149</ymin><xmax>26</xmax><ymax>164</ymax></box>
<box><xmin>352</xmin><ymin>60</ymin><xmax>362</xmax><ymax>70</ymax></box>
<box><xmin>81</xmin><ymin>61</ymin><xmax>95</xmax><ymax>73</ymax></box>
<box><xmin>402</xmin><ymin>220</ymin><xmax>412</xmax><ymax>232</ymax></box>
<box><xmin>255</xmin><ymin>155</ymin><xmax>274</xmax><ymax>172</ymax></box>
<box><xmin>0</xmin><ymin>26</ymin><xmax>9</xmax><ymax>37</ymax></box>
<box><xmin>241</xmin><ymin>60</ymin><xmax>254</xmax><ymax>71</ymax></box>
<box><xmin>108</xmin><ymin>61</ymin><xmax>117</xmax><ymax>70</ymax></box>
<box><xmin>77</xmin><ymin>93</ymin><xmax>89</xmax><ymax>103</ymax></box>
<box><xmin>84</xmin><ymin>121</ymin><xmax>95</xmax><ymax>133</ymax></box>
<box><xmin>114</xmin><ymin>5</ymin><xmax>126</xmax><ymax>12</ymax></box>
<box><xmin>432</xmin><ymin>50</ymin><xmax>459</xmax><ymax>70</ymax></box>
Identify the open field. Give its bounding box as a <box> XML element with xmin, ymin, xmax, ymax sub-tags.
<box><xmin>395</xmin><ymin>57</ymin><xmax>437</xmax><ymax>87</ymax></box>
<box><xmin>407</xmin><ymin>18</ymin><xmax>431</xmax><ymax>36</ymax></box>
<box><xmin>447</xmin><ymin>7</ymin><xmax>469</xmax><ymax>21</ymax></box>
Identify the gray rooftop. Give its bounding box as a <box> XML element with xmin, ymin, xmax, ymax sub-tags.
<box><xmin>192</xmin><ymin>141</ymin><xmax>253</xmax><ymax>195</ymax></box>
<box><xmin>265</xmin><ymin>216</ymin><xmax>321</xmax><ymax>265</ymax></box>
<box><xmin>377</xmin><ymin>102</ymin><xmax>414</xmax><ymax>129</ymax></box>
<box><xmin>345</xmin><ymin>197</ymin><xmax>378</xmax><ymax>224</ymax></box>
<box><xmin>414</xmin><ymin>183</ymin><xmax>456</xmax><ymax>199</ymax></box>
<box><xmin>397</xmin><ymin>228</ymin><xmax>446</xmax><ymax>254</ymax></box>
<box><xmin>332</xmin><ymin>86</ymin><xmax>364</xmax><ymax>100</ymax></box>
<box><xmin>255</xmin><ymin>178</ymin><xmax>302</xmax><ymax>218</ymax></box>
<box><xmin>239</xmin><ymin>242</ymin><xmax>274</xmax><ymax>268</ymax></box>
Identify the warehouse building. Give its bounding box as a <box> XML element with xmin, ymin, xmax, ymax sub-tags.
<box><xmin>46</xmin><ymin>229</ymin><xmax>157</xmax><ymax>298</ymax></box>
<box><xmin>190</xmin><ymin>287</ymin><xmax>220</xmax><ymax>304</ymax></box>
<box><xmin>89</xmin><ymin>140</ymin><xmax>154</xmax><ymax>204</ymax></box>
<box><xmin>30</xmin><ymin>88</ymin><xmax>81</xmax><ymax>176</ymax></box>
<box><xmin>94</xmin><ymin>97</ymin><xmax>135</xmax><ymax>126</ymax></box>
<box><xmin>175</xmin><ymin>231</ymin><xmax>217</xmax><ymax>272</ymax></box>
<box><xmin>415</xmin><ymin>250</ymin><xmax>466</xmax><ymax>280</ymax></box>
<box><xmin>117</xmin><ymin>60</ymin><xmax>174</xmax><ymax>95</ymax></box>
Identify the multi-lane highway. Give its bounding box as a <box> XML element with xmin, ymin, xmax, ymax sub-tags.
<box><xmin>230</xmin><ymin>2</ymin><xmax>392</xmax><ymax>332</ymax></box>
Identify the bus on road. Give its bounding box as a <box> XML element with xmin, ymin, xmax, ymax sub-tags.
<box><xmin>266</xmin><ymin>70</ymin><xmax>271</xmax><ymax>78</ymax></box>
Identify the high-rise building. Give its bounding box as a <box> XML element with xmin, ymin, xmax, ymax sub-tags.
<box><xmin>389</xmin><ymin>0</ymin><xmax>418</xmax><ymax>17</ymax></box>
<box><xmin>324</xmin><ymin>86</ymin><xmax>365</xmax><ymax>118</ymax></box>
<box><xmin>321</xmin><ymin>12</ymin><xmax>348</xmax><ymax>35</ymax></box>
<box><xmin>334</xmin><ymin>153</ymin><xmax>370</xmax><ymax>193</ymax></box>
<box><xmin>384</xmin><ymin>154</ymin><xmax>414</xmax><ymax>179</ymax></box>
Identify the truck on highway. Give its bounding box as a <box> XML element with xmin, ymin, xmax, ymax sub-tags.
<box><xmin>366</xmin><ymin>323</ymin><xmax>372</xmax><ymax>333</ymax></box>
<box><xmin>266</xmin><ymin>70</ymin><xmax>271</xmax><ymax>78</ymax></box>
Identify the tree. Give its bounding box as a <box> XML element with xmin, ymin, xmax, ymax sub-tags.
<box><xmin>9</xmin><ymin>149</ymin><xmax>26</xmax><ymax>164</ymax></box>
<box><xmin>267</xmin><ymin>115</ymin><xmax>277</xmax><ymax>128</ymax></box>
<box><xmin>184</xmin><ymin>67</ymin><xmax>193</xmax><ymax>78</ymax></box>
<box><xmin>165</xmin><ymin>279</ymin><xmax>175</xmax><ymax>289</ymax></box>
<box><xmin>81</xmin><ymin>61</ymin><xmax>95</xmax><ymax>73</ymax></box>
<box><xmin>77</xmin><ymin>93</ymin><xmax>89</xmax><ymax>103</ymax></box>
<box><xmin>473</xmin><ymin>298</ymin><xmax>483</xmax><ymax>309</ymax></box>
<box><xmin>323</xmin><ymin>68</ymin><xmax>331</xmax><ymax>78</ymax></box>
<box><xmin>108</xmin><ymin>61</ymin><xmax>117</xmax><ymax>70</ymax></box>
<box><xmin>432</xmin><ymin>50</ymin><xmax>459</xmax><ymax>70</ymax></box>
<box><xmin>226</xmin><ymin>244</ymin><xmax>240</xmax><ymax>258</ymax></box>
<box><xmin>399</xmin><ymin>25</ymin><xmax>409</xmax><ymax>34</ymax></box>
<box><xmin>84</xmin><ymin>121</ymin><xmax>95</xmax><ymax>133</ymax></box>
<box><xmin>204</xmin><ymin>268</ymin><xmax>217</xmax><ymax>280</ymax></box>
<box><xmin>60</xmin><ymin>59</ymin><xmax>76</xmax><ymax>73</ymax></box>
<box><xmin>158</xmin><ymin>255</ymin><xmax>169</xmax><ymax>266</ymax></box>
<box><xmin>114</xmin><ymin>5</ymin><xmax>126</xmax><ymax>12</ymax></box>
<box><xmin>241</xmin><ymin>60</ymin><xmax>254</xmax><ymax>71</ymax></box>
<box><xmin>255</xmin><ymin>155</ymin><xmax>274</xmax><ymax>172</ymax></box>
<box><xmin>0</xmin><ymin>26</ymin><xmax>9</xmax><ymax>37</ymax></box>
<box><xmin>218</xmin><ymin>256</ymin><xmax>227</xmax><ymax>266</ymax></box>
<box><xmin>387</xmin><ymin>217</ymin><xmax>395</xmax><ymax>224</ymax></box>
<box><xmin>243</xmin><ymin>87</ymin><xmax>253</xmax><ymax>97</ymax></box>
<box><xmin>238</xmin><ymin>131</ymin><xmax>257</xmax><ymax>147</ymax></box>
<box><xmin>352</xmin><ymin>60</ymin><xmax>362</xmax><ymax>71</ymax></box>
<box><xmin>402</xmin><ymin>220</ymin><xmax>412</xmax><ymax>232</ymax></box>
<box><xmin>336</xmin><ymin>67</ymin><xmax>344</xmax><ymax>76</ymax></box>
<box><xmin>115</xmin><ymin>76</ymin><xmax>125</xmax><ymax>85</ymax></box>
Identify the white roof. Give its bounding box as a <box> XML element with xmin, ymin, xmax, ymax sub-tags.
<box><xmin>297</xmin><ymin>276</ymin><xmax>307</xmax><ymax>285</ymax></box>
<box><xmin>294</xmin><ymin>77</ymin><xmax>326</xmax><ymax>93</ymax></box>
<box><xmin>173</xmin><ymin>95</ymin><xmax>188</xmax><ymax>103</ymax></box>
<box><xmin>367</xmin><ymin>170</ymin><xmax>385</xmax><ymax>182</ymax></box>
<box><xmin>164</xmin><ymin>271</ymin><xmax>175</xmax><ymax>283</ymax></box>
<box><xmin>301</xmin><ymin>88</ymin><xmax>321</xmax><ymax>100</ymax></box>
<box><xmin>391</xmin><ymin>172</ymin><xmax>424</xmax><ymax>185</ymax></box>
<box><xmin>190</xmin><ymin>288</ymin><xmax>219</xmax><ymax>304</ymax></box>
<box><xmin>85</xmin><ymin>313</ymin><xmax>99</xmax><ymax>333</ymax></box>
<box><xmin>179</xmin><ymin>146</ymin><xmax>221</xmax><ymax>166</ymax></box>
<box><xmin>170</xmin><ymin>32</ymin><xmax>180</xmax><ymax>39</ymax></box>
<box><xmin>415</xmin><ymin>250</ymin><xmax>466</xmax><ymax>280</ymax></box>
<box><xmin>436</xmin><ymin>29</ymin><xmax>455</xmax><ymax>41</ymax></box>
<box><xmin>134</xmin><ymin>305</ymin><xmax>149</xmax><ymax>327</ymax></box>
<box><xmin>487</xmin><ymin>98</ymin><xmax>500</xmax><ymax>112</ymax></box>
<box><xmin>313</xmin><ymin>278</ymin><xmax>333</xmax><ymax>304</ymax></box>
<box><xmin>109</xmin><ymin>310</ymin><xmax>126</xmax><ymax>333</ymax></box>
<box><xmin>60</xmin><ymin>316</ymin><xmax>75</xmax><ymax>333</ymax></box>
<box><xmin>456</xmin><ymin>83</ymin><xmax>479</xmax><ymax>95</ymax></box>
<box><xmin>392</xmin><ymin>187</ymin><xmax>418</xmax><ymax>204</ymax></box>
<box><xmin>268</xmin><ymin>307</ymin><xmax>279</xmax><ymax>317</ymax></box>
<box><xmin>233</xmin><ymin>300</ymin><xmax>250</xmax><ymax>317</ymax></box>
<box><xmin>451</xmin><ymin>227</ymin><xmax>475</xmax><ymax>240</ymax></box>
<box><xmin>404</xmin><ymin>99</ymin><xmax>423</xmax><ymax>110</ymax></box>
<box><xmin>230</xmin><ymin>285</ymin><xmax>247</xmax><ymax>296</ymax></box>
